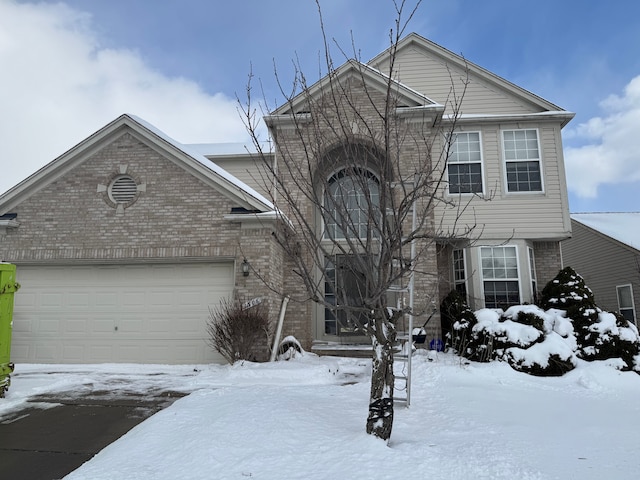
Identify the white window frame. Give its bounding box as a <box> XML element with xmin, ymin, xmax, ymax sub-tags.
<box><xmin>446</xmin><ymin>131</ymin><xmax>485</xmax><ymax>195</ymax></box>
<box><xmin>501</xmin><ymin>128</ymin><xmax>544</xmax><ymax>193</ymax></box>
<box><xmin>479</xmin><ymin>245</ymin><xmax>521</xmax><ymax>309</ymax></box>
<box><xmin>528</xmin><ymin>246</ymin><xmax>537</xmax><ymax>302</ymax></box>
<box><xmin>616</xmin><ymin>284</ymin><xmax>636</xmax><ymax>324</ymax></box>
<box><xmin>452</xmin><ymin>248</ymin><xmax>468</xmax><ymax>296</ymax></box>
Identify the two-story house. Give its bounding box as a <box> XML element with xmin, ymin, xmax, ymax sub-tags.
<box><xmin>0</xmin><ymin>33</ymin><xmax>573</xmax><ymax>364</ymax></box>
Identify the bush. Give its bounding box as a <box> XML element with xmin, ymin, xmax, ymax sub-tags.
<box><xmin>538</xmin><ymin>267</ymin><xmax>598</xmax><ymax>324</ymax></box>
<box><xmin>440</xmin><ymin>290</ymin><xmax>478</xmax><ymax>356</ymax></box>
<box><xmin>207</xmin><ymin>297</ymin><xmax>271</xmax><ymax>363</ymax></box>
<box><xmin>539</xmin><ymin>267</ymin><xmax>640</xmax><ymax>371</ymax></box>
<box><xmin>579</xmin><ymin>311</ymin><xmax>640</xmax><ymax>370</ymax></box>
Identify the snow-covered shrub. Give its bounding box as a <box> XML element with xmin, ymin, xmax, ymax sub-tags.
<box><xmin>470</xmin><ymin>308</ymin><xmax>544</xmax><ymax>361</ymax></box>
<box><xmin>539</xmin><ymin>267</ymin><xmax>640</xmax><ymax>371</ymax></box>
<box><xmin>504</xmin><ymin>332</ymin><xmax>577</xmax><ymax>376</ymax></box>
<box><xmin>440</xmin><ymin>290</ymin><xmax>478</xmax><ymax>355</ymax></box>
<box><xmin>207</xmin><ymin>298</ymin><xmax>271</xmax><ymax>363</ymax></box>
<box><xmin>539</xmin><ymin>267</ymin><xmax>599</xmax><ymax>326</ymax></box>
<box><xmin>579</xmin><ymin>311</ymin><xmax>640</xmax><ymax>370</ymax></box>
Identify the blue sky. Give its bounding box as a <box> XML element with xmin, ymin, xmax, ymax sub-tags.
<box><xmin>1</xmin><ymin>0</ymin><xmax>640</xmax><ymax>213</ymax></box>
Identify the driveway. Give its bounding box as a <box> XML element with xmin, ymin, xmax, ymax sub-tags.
<box><xmin>0</xmin><ymin>375</ymin><xmax>186</xmax><ymax>480</ymax></box>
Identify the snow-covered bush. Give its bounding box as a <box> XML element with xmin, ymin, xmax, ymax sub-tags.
<box><xmin>440</xmin><ymin>289</ymin><xmax>478</xmax><ymax>355</ymax></box>
<box><xmin>540</xmin><ymin>267</ymin><xmax>640</xmax><ymax>371</ymax></box>
<box><xmin>504</xmin><ymin>331</ymin><xmax>577</xmax><ymax>376</ymax></box>
<box><xmin>579</xmin><ymin>311</ymin><xmax>640</xmax><ymax>370</ymax></box>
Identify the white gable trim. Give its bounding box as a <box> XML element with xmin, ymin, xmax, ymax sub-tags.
<box><xmin>272</xmin><ymin>59</ymin><xmax>443</xmax><ymax>116</ymax></box>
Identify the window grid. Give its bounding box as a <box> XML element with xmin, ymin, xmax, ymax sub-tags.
<box><xmin>528</xmin><ymin>247</ymin><xmax>537</xmax><ymax>302</ymax></box>
<box><xmin>616</xmin><ymin>284</ymin><xmax>636</xmax><ymax>324</ymax></box>
<box><xmin>325</xmin><ymin>170</ymin><xmax>379</xmax><ymax>239</ymax></box>
<box><xmin>453</xmin><ymin>249</ymin><xmax>467</xmax><ymax>296</ymax></box>
<box><xmin>481</xmin><ymin>246</ymin><xmax>520</xmax><ymax>308</ymax></box>
<box><xmin>503</xmin><ymin>129</ymin><xmax>542</xmax><ymax>192</ymax></box>
<box><xmin>448</xmin><ymin>132</ymin><xmax>483</xmax><ymax>194</ymax></box>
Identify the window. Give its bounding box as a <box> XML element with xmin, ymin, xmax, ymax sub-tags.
<box><xmin>528</xmin><ymin>247</ymin><xmax>537</xmax><ymax>303</ymax></box>
<box><xmin>481</xmin><ymin>246</ymin><xmax>520</xmax><ymax>308</ymax></box>
<box><xmin>447</xmin><ymin>132</ymin><xmax>483</xmax><ymax>194</ymax></box>
<box><xmin>324</xmin><ymin>255</ymin><xmax>368</xmax><ymax>336</ymax></box>
<box><xmin>453</xmin><ymin>249</ymin><xmax>467</xmax><ymax>296</ymax></box>
<box><xmin>324</xmin><ymin>169</ymin><xmax>379</xmax><ymax>239</ymax></box>
<box><xmin>617</xmin><ymin>285</ymin><xmax>636</xmax><ymax>324</ymax></box>
<box><xmin>503</xmin><ymin>129</ymin><xmax>543</xmax><ymax>192</ymax></box>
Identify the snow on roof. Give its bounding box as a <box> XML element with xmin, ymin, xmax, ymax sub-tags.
<box><xmin>127</xmin><ymin>115</ymin><xmax>273</xmax><ymax>210</ymax></box>
<box><xmin>571</xmin><ymin>212</ymin><xmax>640</xmax><ymax>251</ymax></box>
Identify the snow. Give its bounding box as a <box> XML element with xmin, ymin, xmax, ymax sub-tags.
<box><xmin>3</xmin><ymin>354</ymin><xmax>640</xmax><ymax>480</ymax></box>
<box><xmin>571</xmin><ymin>212</ymin><xmax>640</xmax><ymax>251</ymax></box>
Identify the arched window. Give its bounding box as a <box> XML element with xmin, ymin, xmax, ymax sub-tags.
<box><xmin>324</xmin><ymin>168</ymin><xmax>380</xmax><ymax>239</ymax></box>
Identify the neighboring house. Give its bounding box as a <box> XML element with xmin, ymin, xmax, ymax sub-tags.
<box><xmin>0</xmin><ymin>33</ymin><xmax>574</xmax><ymax>364</ymax></box>
<box><xmin>562</xmin><ymin>213</ymin><xmax>640</xmax><ymax>325</ymax></box>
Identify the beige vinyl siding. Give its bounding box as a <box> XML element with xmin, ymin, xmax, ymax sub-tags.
<box><xmin>562</xmin><ymin>221</ymin><xmax>640</xmax><ymax>324</ymax></box>
<box><xmin>211</xmin><ymin>155</ymin><xmax>272</xmax><ymax>198</ymax></box>
<box><xmin>389</xmin><ymin>47</ymin><xmax>544</xmax><ymax>115</ymax></box>
<box><xmin>435</xmin><ymin>122</ymin><xmax>570</xmax><ymax>240</ymax></box>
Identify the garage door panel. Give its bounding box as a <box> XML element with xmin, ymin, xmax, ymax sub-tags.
<box><xmin>12</xmin><ymin>263</ymin><xmax>233</xmax><ymax>364</ymax></box>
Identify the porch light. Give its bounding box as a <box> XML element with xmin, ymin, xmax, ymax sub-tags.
<box><xmin>242</xmin><ymin>258</ymin><xmax>250</xmax><ymax>277</ymax></box>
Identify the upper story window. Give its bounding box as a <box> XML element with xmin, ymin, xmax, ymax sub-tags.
<box><xmin>502</xmin><ymin>129</ymin><xmax>543</xmax><ymax>192</ymax></box>
<box><xmin>447</xmin><ymin>132</ymin><xmax>483</xmax><ymax>194</ymax></box>
<box><xmin>324</xmin><ymin>168</ymin><xmax>380</xmax><ymax>239</ymax></box>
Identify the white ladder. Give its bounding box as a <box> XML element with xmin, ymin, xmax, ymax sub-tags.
<box><xmin>393</xmin><ymin>312</ymin><xmax>414</xmax><ymax>407</ymax></box>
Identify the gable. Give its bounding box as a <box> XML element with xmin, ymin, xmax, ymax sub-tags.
<box><xmin>370</xmin><ymin>34</ymin><xmax>568</xmax><ymax>118</ymax></box>
<box><xmin>0</xmin><ymin>133</ymin><xmax>249</xmax><ymax>260</ymax></box>
<box><xmin>271</xmin><ymin>59</ymin><xmax>443</xmax><ymax>117</ymax></box>
<box><xmin>0</xmin><ymin>115</ymin><xmax>272</xmax><ymax>216</ymax></box>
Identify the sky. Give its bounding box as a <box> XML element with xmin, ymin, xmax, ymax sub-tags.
<box><xmin>1</xmin><ymin>0</ymin><xmax>639</xmax><ymax>213</ymax></box>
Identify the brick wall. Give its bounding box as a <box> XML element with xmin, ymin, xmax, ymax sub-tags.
<box><xmin>533</xmin><ymin>241</ymin><xmax>562</xmax><ymax>291</ymax></box>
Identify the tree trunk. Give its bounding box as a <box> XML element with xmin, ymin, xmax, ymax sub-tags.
<box><xmin>366</xmin><ymin>319</ymin><xmax>396</xmax><ymax>441</ymax></box>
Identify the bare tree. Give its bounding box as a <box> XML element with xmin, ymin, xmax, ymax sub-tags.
<box><xmin>240</xmin><ymin>0</ymin><xmax>469</xmax><ymax>441</ymax></box>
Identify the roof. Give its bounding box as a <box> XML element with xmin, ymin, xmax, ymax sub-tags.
<box><xmin>270</xmin><ymin>58</ymin><xmax>444</xmax><ymax>117</ymax></box>
<box><xmin>571</xmin><ymin>213</ymin><xmax>640</xmax><ymax>251</ymax></box>
<box><xmin>0</xmin><ymin>114</ymin><xmax>274</xmax><ymax>214</ymax></box>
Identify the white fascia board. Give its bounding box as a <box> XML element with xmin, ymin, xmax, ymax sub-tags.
<box><xmin>444</xmin><ymin>111</ymin><xmax>576</xmax><ymax>128</ymax></box>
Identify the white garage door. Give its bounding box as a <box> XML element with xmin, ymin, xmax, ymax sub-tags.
<box><xmin>11</xmin><ymin>263</ymin><xmax>234</xmax><ymax>364</ymax></box>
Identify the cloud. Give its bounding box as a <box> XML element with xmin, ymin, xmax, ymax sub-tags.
<box><xmin>564</xmin><ymin>75</ymin><xmax>640</xmax><ymax>198</ymax></box>
<box><xmin>0</xmin><ymin>1</ymin><xmax>248</xmax><ymax>195</ymax></box>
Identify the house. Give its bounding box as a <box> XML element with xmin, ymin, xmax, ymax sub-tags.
<box><xmin>0</xmin><ymin>33</ymin><xmax>574</xmax><ymax>364</ymax></box>
<box><xmin>561</xmin><ymin>213</ymin><xmax>640</xmax><ymax>325</ymax></box>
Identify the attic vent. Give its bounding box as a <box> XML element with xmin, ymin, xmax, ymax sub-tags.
<box><xmin>109</xmin><ymin>175</ymin><xmax>138</xmax><ymax>204</ymax></box>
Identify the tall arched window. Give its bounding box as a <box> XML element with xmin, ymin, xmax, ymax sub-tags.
<box><xmin>324</xmin><ymin>168</ymin><xmax>380</xmax><ymax>239</ymax></box>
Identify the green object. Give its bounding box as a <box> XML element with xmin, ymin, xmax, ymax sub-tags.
<box><xmin>0</xmin><ymin>263</ymin><xmax>18</xmax><ymax>398</ymax></box>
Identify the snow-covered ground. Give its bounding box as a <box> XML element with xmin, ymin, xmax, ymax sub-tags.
<box><xmin>2</xmin><ymin>351</ymin><xmax>640</xmax><ymax>480</ymax></box>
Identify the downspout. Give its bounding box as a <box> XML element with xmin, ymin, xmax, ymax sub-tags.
<box><xmin>270</xmin><ymin>295</ymin><xmax>290</xmax><ymax>361</ymax></box>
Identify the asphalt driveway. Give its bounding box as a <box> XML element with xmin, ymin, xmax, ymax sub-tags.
<box><xmin>0</xmin><ymin>382</ymin><xmax>185</xmax><ymax>480</ymax></box>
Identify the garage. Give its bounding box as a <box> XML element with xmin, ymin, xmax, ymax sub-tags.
<box><xmin>11</xmin><ymin>263</ymin><xmax>234</xmax><ymax>364</ymax></box>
